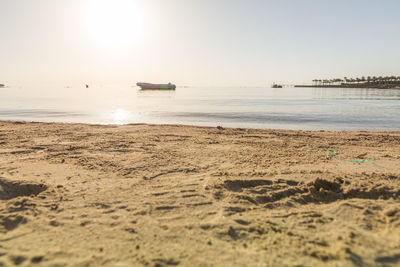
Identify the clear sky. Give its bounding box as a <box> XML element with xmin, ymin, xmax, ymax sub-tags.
<box><xmin>1</xmin><ymin>0</ymin><xmax>399</xmax><ymax>86</ymax></box>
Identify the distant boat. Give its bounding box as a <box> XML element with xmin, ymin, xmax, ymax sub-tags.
<box><xmin>0</xmin><ymin>84</ymin><xmax>5</xmax><ymax>88</ymax></box>
<box><xmin>272</xmin><ymin>83</ymin><xmax>282</xmax><ymax>88</ymax></box>
<box><xmin>136</xmin><ymin>82</ymin><xmax>176</xmax><ymax>90</ymax></box>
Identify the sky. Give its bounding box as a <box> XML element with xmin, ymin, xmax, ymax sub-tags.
<box><xmin>0</xmin><ymin>0</ymin><xmax>400</xmax><ymax>86</ymax></box>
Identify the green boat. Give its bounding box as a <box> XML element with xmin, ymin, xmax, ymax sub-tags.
<box><xmin>136</xmin><ymin>82</ymin><xmax>176</xmax><ymax>90</ymax></box>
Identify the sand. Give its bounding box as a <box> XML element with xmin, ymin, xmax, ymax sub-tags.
<box><xmin>1</xmin><ymin>121</ymin><xmax>400</xmax><ymax>266</ymax></box>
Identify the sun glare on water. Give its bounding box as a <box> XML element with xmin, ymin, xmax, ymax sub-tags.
<box><xmin>85</xmin><ymin>0</ymin><xmax>143</xmax><ymax>49</ymax></box>
<box><xmin>112</xmin><ymin>109</ymin><xmax>129</xmax><ymax>124</ymax></box>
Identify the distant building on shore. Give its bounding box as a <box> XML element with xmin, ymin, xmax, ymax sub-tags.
<box><xmin>271</xmin><ymin>83</ymin><xmax>283</xmax><ymax>88</ymax></box>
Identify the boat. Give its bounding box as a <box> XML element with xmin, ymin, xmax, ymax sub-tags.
<box><xmin>272</xmin><ymin>83</ymin><xmax>282</xmax><ymax>88</ymax></box>
<box><xmin>136</xmin><ymin>82</ymin><xmax>176</xmax><ymax>90</ymax></box>
<box><xmin>0</xmin><ymin>84</ymin><xmax>4</xmax><ymax>88</ymax></box>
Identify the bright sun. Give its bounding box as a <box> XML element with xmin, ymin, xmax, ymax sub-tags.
<box><xmin>85</xmin><ymin>0</ymin><xmax>143</xmax><ymax>48</ymax></box>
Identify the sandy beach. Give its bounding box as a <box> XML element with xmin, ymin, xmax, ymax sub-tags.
<box><xmin>1</xmin><ymin>121</ymin><xmax>400</xmax><ymax>266</ymax></box>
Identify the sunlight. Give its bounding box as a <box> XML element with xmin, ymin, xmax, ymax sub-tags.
<box><xmin>112</xmin><ymin>108</ymin><xmax>129</xmax><ymax>123</ymax></box>
<box><xmin>85</xmin><ymin>0</ymin><xmax>143</xmax><ymax>49</ymax></box>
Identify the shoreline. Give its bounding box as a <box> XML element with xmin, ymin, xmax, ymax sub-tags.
<box><xmin>1</xmin><ymin>121</ymin><xmax>400</xmax><ymax>266</ymax></box>
<box><xmin>1</xmin><ymin>119</ymin><xmax>400</xmax><ymax>133</ymax></box>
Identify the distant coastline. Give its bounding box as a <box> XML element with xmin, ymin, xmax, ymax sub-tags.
<box><xmin>295</xmin><ymin>84</ymin><xmax>400</xmax><ymax>89</ymax></box>
<box><xmin>295</xmin><ymin>76</ymin><xmax>400</xmax><ymax>89</ymax></box>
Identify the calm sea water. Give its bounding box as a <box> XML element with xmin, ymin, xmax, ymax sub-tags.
<box><xmin>1</xmin><ymin>85</ymin><xmax>399</xmax><ymax>130</ymax></box>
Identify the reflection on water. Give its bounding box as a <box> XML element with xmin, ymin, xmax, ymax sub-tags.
<box><xmin>111</xmin><ymin>109</ymin><xmax>129</xmax><ymax>124</ymax></box>
<box><xmin>136</xmin><ymin>89</ymin><xmax>176</xmax><ymax>99</ymax></box>
<box><xmin>0</xmin><ymin>85</ymin><xmax>399</xmax><ymax>130</ymax></box>
<box><xmin>312</xmin><ymin>87</ymin><xmax>400</xmax><ymax>100</ymax></box>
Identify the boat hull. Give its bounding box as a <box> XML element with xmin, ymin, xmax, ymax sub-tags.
<box><xmin>136</xmin><ymin>83</ymin><xmax>176</xmax><ymax>90</ymax></box>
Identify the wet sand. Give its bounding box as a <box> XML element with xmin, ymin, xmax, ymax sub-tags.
<box><xmin>1</xmin><ymin>121</ymin><xmax>400</xmax><ymax>266</ymax></box>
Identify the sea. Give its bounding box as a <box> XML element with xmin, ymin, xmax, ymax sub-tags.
<box><xmin>1</xmin><ymin>85</ymin><xmax>400</xmax><ymax>131</ymax></box>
